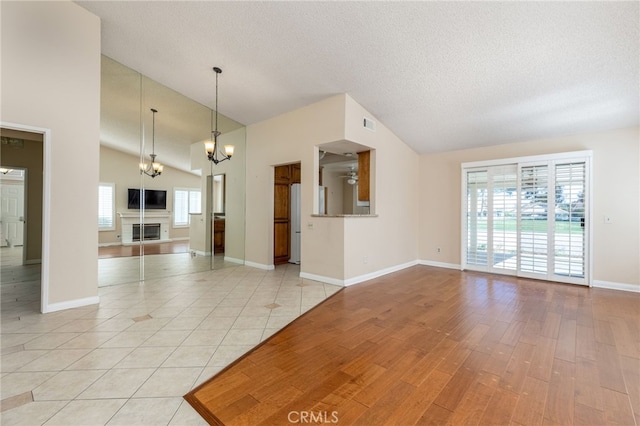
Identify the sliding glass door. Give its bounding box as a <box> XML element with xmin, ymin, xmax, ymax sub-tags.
<box><xmin>466</xmin><ymin>166</ymin><xmax>519</xmax><ymax>274</ymax></box>
<box><xmin>463</xmin><ymin>152</ymin><xmax>590</xmax><ymax>285</ymax></box>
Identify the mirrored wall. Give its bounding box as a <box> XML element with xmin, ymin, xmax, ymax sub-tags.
<box><xmin>98</xmin><ymin>56</ymin><xmax>245</xmax><ymax>287</ymax></box>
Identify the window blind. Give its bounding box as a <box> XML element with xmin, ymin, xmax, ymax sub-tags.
<box><xmin>462</xmin><ymin>151</ymin><xmax>590</xmax><ymax>286</ymax></box>
<box><xmin>98</xmin><ymin>183</ymin><xmax>114</xmax><ymax>230</ymax></box>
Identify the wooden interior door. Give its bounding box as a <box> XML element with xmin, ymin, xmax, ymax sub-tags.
<box><xmin>273</xmin><ymin>163</ymin><xmax>300</xmax><ymax>265</ymax></box>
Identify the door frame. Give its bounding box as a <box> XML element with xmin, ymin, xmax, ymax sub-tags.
<box><xmin>1</xmin><ymin>121</ymin><xmax>50</xmax><ymax>312</ymax></box>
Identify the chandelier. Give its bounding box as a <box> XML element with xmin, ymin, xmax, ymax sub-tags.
<box><xmin>205</xmin><ymin>67</ymin><xmax>234</xmax><ymax>164</ymax></box>
<box><xmin>140</xmin><ymin>108</ymin><xmax>163</xmax><ymax>178</ymax></box>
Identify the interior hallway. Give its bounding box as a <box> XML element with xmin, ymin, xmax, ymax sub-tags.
<box><xmin>0</xmin><ymin>248</ymin><xmax>340</xmax><ymax>425</ymax></box>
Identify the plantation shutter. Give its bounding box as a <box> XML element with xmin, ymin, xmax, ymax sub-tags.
<box><xmin>553</xmin><ymin>162</ymin><xmax>586</xmax><ymax>279</ymax></box>
<box><xmin>189</xmin><ymin>190</ymin><xmax>201</xmax><ymax>214</ymax></box>
<box><xmin>519</xmin><ymin>164</ymin><xmax>550</xmax><ymax>275</ymax></box>
<box><xmin>466</xmin><ymin>170</ymin><xmax>488</xmax><ymax>267</ymax></box>
<box><xmin>98</xmin><ymin>183</ymin><xmax>115</xmax><ymax>230</ymax></box>
<box><xmin>491</xmin><ymin>166</ymin><xmax>518</xmax><ymax>272</ymax></box>
<box><xmin>462</xmin><ymin>152</ymin><xmax>590</xmax><ymax>286</ymax></box>
<box><xmin>174</xmin><ymin>189</ymin><xmax>189</xmax><ymax>226</ymax></box>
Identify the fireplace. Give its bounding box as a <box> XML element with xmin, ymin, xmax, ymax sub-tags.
<box><xmin>132</xmin><ymin>223</ymin><xmax>161</xmax><ymax>241</ymax></box>
<box><xmin>118</xmin><ymin>212</ymin><xmax>171</xmax><ymax>245</ymax></box>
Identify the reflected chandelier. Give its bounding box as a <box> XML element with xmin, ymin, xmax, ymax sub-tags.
<box><xmin>140</xmin><ymin>108</ymin><xmax>164</xmax><ymax>178</ymax></box>
<box><xmin>205</xmin><ymin>67</ymin><xmax>234</xmax><ymax>164</ymax></box>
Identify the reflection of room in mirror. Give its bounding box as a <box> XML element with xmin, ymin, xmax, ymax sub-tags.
<box><xmin>99</xmin><ymin>56</ymin><xmax>247</xmax><ymax>285</ymax></box>
<box><xmin>212</xmin><ymin>174</ymin><xmax>226</xmax><ymax>255</ymax></box>
<box><xmin>212</xmin><ymin>174</ymin><xmax>225</xmax><ymax>215</ymax></box>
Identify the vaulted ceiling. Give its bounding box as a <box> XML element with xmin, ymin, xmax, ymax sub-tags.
<box><xmin>78</xmin><ymin>1</ymin><xmax>639</xmax><ymax>156</ymax></box>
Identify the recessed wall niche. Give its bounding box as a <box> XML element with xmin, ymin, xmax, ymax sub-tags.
<box><xmin>317</xmin><ymin>141</ymin><xmax>373</xmax><ymax>216</ymax></box>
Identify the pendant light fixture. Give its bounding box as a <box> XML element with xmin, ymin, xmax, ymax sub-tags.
<box><xmin>140</xmin><ymin>108</ymin><xmax>164</xmax><ymax>178</ymax></box>
<box><xmin>205</xmin><ymin>67</ymin><xmax>234</xmax><ymax>164</ymax></box>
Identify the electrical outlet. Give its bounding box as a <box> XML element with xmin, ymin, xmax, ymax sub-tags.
<box><xmin>307</xmin><ymin>222</ymin><xmax>314</xmax><ymax>230</ymax></box>
<box><xmin>363</xmin><ymin>256</ymin><xmax>368</xmax><ymax>264</ymax></box>
<box><xmin>436</xmin><ymin>247</ymin><xmax>441</xmax><ymax>253</ymax></box>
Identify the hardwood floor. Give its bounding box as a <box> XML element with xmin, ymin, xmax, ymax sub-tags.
<box><xmin>98</xmin><ymin>240</ymin><xmax>190</xmax><ymax>258</ymax></box>
<box><xmin>185</xmin><ymin>266</ymin><xmax>640</xmax><ymax>425</ymax></box>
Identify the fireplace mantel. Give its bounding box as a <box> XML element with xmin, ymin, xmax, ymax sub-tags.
<box><xmin>118</xmin><ymin>212</ymin><xmax>172</xmax><ymax>220</ymax></box>
<box><xmin>118</xmin><ymin>212</ymin><xmax>172</xmax><ymax>245</ymax></box>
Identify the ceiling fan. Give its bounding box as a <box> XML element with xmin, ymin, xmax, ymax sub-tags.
<box><xmin>339</xmin><ymin>167</ymin><xmax>359</xmax><ymax>185</ymax></box>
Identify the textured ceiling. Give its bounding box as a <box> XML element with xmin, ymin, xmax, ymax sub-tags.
<box><xmin>78</xmin><ymin>1</ymin><xmax>639</xmax><ymax>154</ymax></box>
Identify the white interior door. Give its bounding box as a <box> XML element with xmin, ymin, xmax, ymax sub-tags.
<box><xmin>1</xmin><ymin>181</ymin><xmax>25</xmax><ymax>247</ymax></box>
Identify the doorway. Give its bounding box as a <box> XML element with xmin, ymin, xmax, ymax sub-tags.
<box><xmin>0</xmin><ymin>126</ymin><xmax>45</xmax><ymax>313</ymax></box>
<box><xmin>273</xmin><ymin>163</ymin><xmax>301</xmax><ymax>265</ymax></box>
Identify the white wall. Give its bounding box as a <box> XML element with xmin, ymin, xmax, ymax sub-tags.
<box><xmin>343</xmin><ymin>96</ymin><xmax>420</xmax><ymax>282</ymax></box>
<box><xmin>418</xmin><ymin>127</ymin><xmax>640</xmax><ymax>290</ymax></box>
<box><xmin>1</xmin><ymin>1</ymin><xmax>101</xmax><ymax>311</ymax></box>
<box><xmin>245</xmin><ymin>95</ymin><xmax>346</xmax><ymax>273</ymax></box>
<box><xmin>323</xmin><ymin>168</ymin><xmax>345</xmax><ymax>215</ymax></box>
<box><xmin>245</xmin><ymin>94</ymin><xmax>420</xmax><ymax>284</ymax></box>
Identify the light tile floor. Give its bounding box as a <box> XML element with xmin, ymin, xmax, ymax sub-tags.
<box><xmin>98</xmin><ymin>252</ymin><xmax>222</xmax><ymax>287</ymax></box>
<box><xmin>1</xmin><ymin>247</ymin><xmax>341</xmax><ymax>425</ymax></box>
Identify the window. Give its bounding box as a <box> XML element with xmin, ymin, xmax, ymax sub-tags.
<box><xmin>98</xmin><ymin>183</ymin><xmax>115</xmax><ymax>231</ymax></box>
<box><xmin>462</xmin><ymin>151</ymin><xmax>591</xmax><ymax>286</ymax></box>
<box><xmin>174</xmin><ymin>188</ymin><xmax>201</xmax><ymax>227</ymax></box>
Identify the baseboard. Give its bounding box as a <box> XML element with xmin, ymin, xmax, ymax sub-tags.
<box><xmin>122</xmin><ymin>239</ymin><xmax>174</xmax><ymax>246</ymax></box>
<box><xmin>98</xmin><ymin>242</ymin><xmax>122</xmax><ymax>247</ymax></box>
<box><xmin>188</xmin><ymin>251</ymin><xmax>242</xmax><ymax>262</ymax></box>
<box><xmin>244</xmin><ymin>261</ymin><xmax>275</xmax><ymax>271</ymax></box>
<box><xmin>418</xmin><ymin>259</ymin><xmax>462</xmax><ymax>270</ymax></box>
<box><xmin>344</xmin><ymin>260</ymin><xmax>419</xmax><ymax>286</ymax></box>
<box><xmin>24</xmin><ymin>259</ymin><xmax>42</xmax><ymax>265</ymax></box>
<box><xmin>299</xmin><ymin>272</ymin><xmax>344</xmax><ymax>286</ymax></box>
<box><xmin>101</xmin><ymin>238</ymin><xmax>187</xmax><ymax>247</ymax></box>
<box><xmin>43</xmin><ymin>296</ymin><xmax>100</xmax><ymax>314</ymax></box>
<box><xmin>300</xmin><ymin>260</ymin><xmax>420</xmax><ymax>287</ymax></box>
<box><xmin>592</xmin><ymin>280</ymin><xmax>640</xmax><ymax>293</ymax></box>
